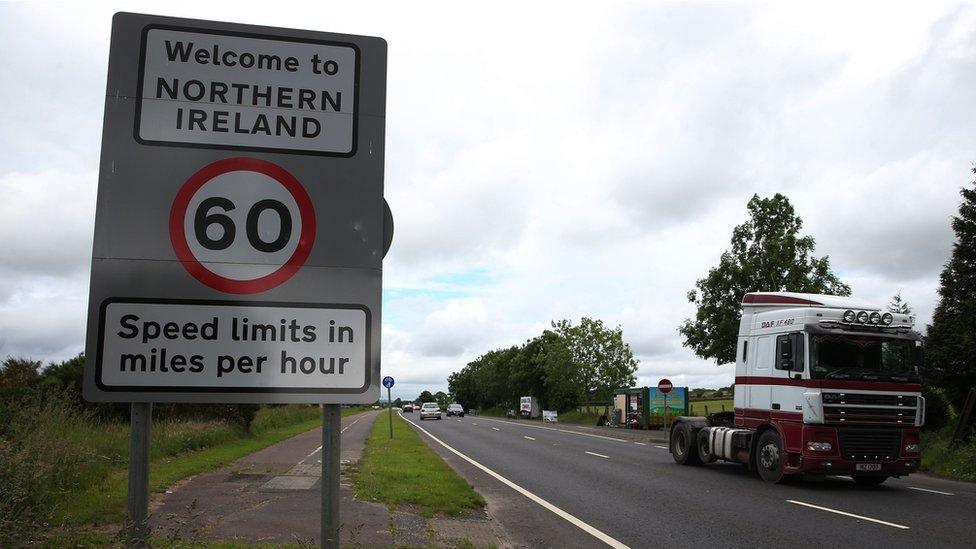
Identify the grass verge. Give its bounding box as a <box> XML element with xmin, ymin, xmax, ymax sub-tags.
<box><xmin>350</xmin><ymin>414</ymin><xmax>484</xmax><ymax>517</ymax></box>
<box><xmin>921</xmin><ymin>426</ymin><xmax>976</xmax><ymax>481</ymax></box>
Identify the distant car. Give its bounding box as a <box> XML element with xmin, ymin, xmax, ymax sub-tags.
<box><xmin>402</xmin><ymin>404</ymin><xmax>414</xmax><ymax>413</ymax></box>
<box><xmin>446</xmin><ymin>403</ymin><xmax>465</xmax><ymax>417</ymax></box>
<box><xmin>419</xmin><ymin>402</ymin><xmax>442</xmax><ymax>420</ymax></box>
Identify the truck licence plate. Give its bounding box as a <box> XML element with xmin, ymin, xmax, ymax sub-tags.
<box><xmin>856</xmin><ymin>463</ymin><xmax>882</xmax><ymax>471</ymax></box>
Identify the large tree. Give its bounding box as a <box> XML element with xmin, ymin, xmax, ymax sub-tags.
<box><xmin>679</xmin><ymin>193</ymin><xmax>851</xmax><ymax>364</ymax></box>
<box><xmin>552</xmin><ymin>317</ymin><xmax>638</xmax><ymax>401</ymax></box>
<box><xmin>926</xmin><ymin>172</ymin><xmax>976</xmax><ymax>410</ymax></box>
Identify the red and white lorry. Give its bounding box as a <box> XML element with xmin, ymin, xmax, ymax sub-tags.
<box><xmin>670</xmin><ymin>292</ymin><xmax>925</xmax><ymax>485</ymax></box>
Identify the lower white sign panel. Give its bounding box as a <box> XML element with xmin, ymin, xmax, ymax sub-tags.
<box><xmin>97</xmin><ymin>299</ymin><xmax>369</xmax><ymax>393</ymax></box>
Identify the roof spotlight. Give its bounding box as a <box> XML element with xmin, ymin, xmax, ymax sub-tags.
<box><xmin>843</xmin><ymin>310</ymin><xmax>856</xmax><ymax>323</ymax></box>
<box><xmin>856</xmin><ymin>311</ymin><xmax>869</xmax><ymax>324</ymax></box>
<box><xmin>869</xmin><ymin>312</ymin><xmax>882</xmax><ymax>324</ymax></box>
<box><xmin>882</xmin><ymin>313</ymin><xmax>893</xmax><ymax>325</ymax></box>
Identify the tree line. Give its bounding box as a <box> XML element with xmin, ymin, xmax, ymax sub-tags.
<box><xmin>447</xmin><ymin>318</ymin><xmax>638</xmax><ymax>412</ymax></box>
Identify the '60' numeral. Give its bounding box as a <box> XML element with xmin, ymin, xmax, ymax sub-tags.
<box><xmin>194</xmin><ymin>197</ymin><xmax>292</xmax><ymax>253</ymax></box>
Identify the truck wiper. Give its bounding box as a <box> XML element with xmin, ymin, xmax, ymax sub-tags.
<box><xmin>822</xmin><ymin>369</ymin><xmax>852</xmax><ymax>379</ymax></box>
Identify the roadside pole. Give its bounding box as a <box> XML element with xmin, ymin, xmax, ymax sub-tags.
<box><xmin>127</xmin><ymin>402</ymin><xmax>152</xmax><ymax>548</ymax></box>
<box><xmin>388</xmin><ymin>386</ymin><xmax>394</xmax><ymax>438</ymax></box>
<box><xmin>663</xmin><ymin>392</ymin><xmax>668</xmax><ymax>441</ymax></box>
<box><xmin>321</xmin><ymin>404</ymin><xmax>341</xmax><ymax>549</ymax></box>
<box><xmin>382</xmin><ymin>377</ymin><xmax>395</xmax><ymax>439</ymax></box>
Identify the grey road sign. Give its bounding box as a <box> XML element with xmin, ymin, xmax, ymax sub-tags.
<box><xmin>83</xmin><ymin>12</ymin><xmax>387</xmax><ymax>404</ymax></box>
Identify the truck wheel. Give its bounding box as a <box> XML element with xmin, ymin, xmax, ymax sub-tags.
<box><xmin>697</xmin><ymin>429</ymin><xmax>716</xmax><ymax>464</ymax></box>
<box><xmin>671</xmin><ymin>422</ymin><xmax>701</xmax><ymax>465</ymax></box>
<box><xmin>852</xmin><ymin>475</ymin><xmax>887</xmax><ymax>487</ymax></box>
<box><xmin>756</xmin><ymin>430</ymin><xmax>789</xmax><ymax>484</ymax></box>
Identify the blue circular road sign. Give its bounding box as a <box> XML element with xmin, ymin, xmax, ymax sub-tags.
<box><xmin>382</xmin><ymin>376</ymin><xmax>395</xmax><ymax>388</ymax></box>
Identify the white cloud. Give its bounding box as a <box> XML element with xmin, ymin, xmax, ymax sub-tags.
<box><xmin>0</xmin><ymin>2</ymin><xmax>971</xmax><ymax>395</ymax></box>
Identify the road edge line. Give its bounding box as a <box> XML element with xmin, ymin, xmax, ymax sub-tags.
<box><xmin>400</xmin><ymin>413</ymin><xmax>630</xmax><ymax>549</ymax></box>
<box><xmin>786</xmin><ymin>499</ymin><xmax>910</xmax><ymax>529</ymax></box>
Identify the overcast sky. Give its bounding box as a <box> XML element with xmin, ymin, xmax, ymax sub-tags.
<box><xmin>1</xmin><ymin>1</ymin><xmax>973</xmax><ymax>400</ymax></box>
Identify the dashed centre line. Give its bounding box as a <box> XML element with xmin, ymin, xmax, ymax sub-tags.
<box><xmin>585</xmin><ymin>451</ymin><xmax>610</xmax><ymax>459</ymax></box>
<box><xmin>492</xmin><ymin>427</ymin><xmax>500</xmax><ymax>431</ymax></box>
<box><xmin>654</xmin><ymin>445</ymin><xmax>668</xmax><ymax>449</ymax></box>
<box><xmin>633</xmin><ymin>442</ymin><xmax>647</xmax><ymax>446</ymax></box>
<box><xmin>524</xmin><ymin>436</ymin><xmax>536</xmax><ymax>441</ymax></box>
<box><xmin>786</xmin><ymin>500</ymin><xmax>910</xmax><ymax>530</ymax></box>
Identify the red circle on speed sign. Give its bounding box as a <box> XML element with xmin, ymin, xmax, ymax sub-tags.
<box><xmin>169</xmin><ymin>157</ymin><xmax>316</xmax><ymax>294</ymax></box>
<box><xmin>658</xmin><ymin>379</ymin><xmax>673</xmax><ymax>394</ymax></box>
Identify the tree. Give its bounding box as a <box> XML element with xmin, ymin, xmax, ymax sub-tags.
<box><xmin>926</xmin><ymin>172</ymin><xmax>976</xmax><ymax>410</ymax></box>
<box><xmin>418</xmin><ymin>390</ymin><xmax>435</xmax><ymax>403</ymax></box>
<box><xmin>552</xmin><ymin>318</ymin><xmax>638</xmax><ymax>402</ymax></box>
<box><xmin>434</xmin><ymin>391</ymin><xmax>449</xmax><ymax>407</ymax></box>
<box><xmin>394</xmin><ymin>397</ymin><xmax>402</xmax><ymax>408</ymax></box>
<box><xmin>888</xmin><ymin>291</ymin><xmax>913</xmax><ymax>315</ymax></box>
<box><xmin>679</xmin><ymin>193</ymin><xmax>851</xmax><ymax>364</ymax></box>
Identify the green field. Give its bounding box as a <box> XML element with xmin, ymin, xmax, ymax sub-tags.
<box><xmin>689</xmin><ymin>399</ymin><xmax>734</xmax><ymax>416</ymax></box>
<box><xmin>351</xmin><ymin>413</ymin><xmax>485</xmax><ymax>517</ymax></box>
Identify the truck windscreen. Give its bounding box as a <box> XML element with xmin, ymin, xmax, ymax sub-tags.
<box><xmin>810</xmin><ymin>334</ymin><xmax>921</xmax><ymax>381</ymax></box>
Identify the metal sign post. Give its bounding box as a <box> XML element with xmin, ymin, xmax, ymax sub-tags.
<box><xmin>81</xmin><ymin>13</ymin><xmax>388</xmax><ymax>549</ymax></box>
<box><xmin>382</xmin><ymin>376</ymin><xmax>395</xmax><ymax>438</ymax></box>
<box><xmin>321</xmin><ymin>404</ymin><xmax>341</xmax><ymax>549</ymax></box>
<box><xmin>658</xmin><ymin>379</ymin><xmax>673</xmax><ymax>440</ymax></box>
<box><xmin>127</xmin><ymin>403</ymin><xmax>152</xmax><ymax>547</ymax></box>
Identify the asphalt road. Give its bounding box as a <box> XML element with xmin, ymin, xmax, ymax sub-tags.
<box><xmin>403</xmin><ymin>414</ymin><xmax>976</xmax><ymax>549</ymax></box>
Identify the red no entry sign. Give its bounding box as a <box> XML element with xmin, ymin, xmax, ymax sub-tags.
<box><xmin>169</xmin><ymin>157</ymin><xmax>316</xmax><ymax>294</ymax></box>
<box><xmin>658</xmin><ymin>378</ymin><xmax>673</xmax><ymax>394</ymax></box>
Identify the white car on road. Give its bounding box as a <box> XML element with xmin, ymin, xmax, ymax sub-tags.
<box><xmin>419</xmin><ymin>402</ymin><xmax>442</xmax><ymax>420</ymax></box>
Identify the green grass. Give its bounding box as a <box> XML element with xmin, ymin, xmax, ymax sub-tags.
<box><xmin>921</xmin><ymin>426</ymin><xmax>976</xmax><ymax>481</ymax></box>
<box><xmin>351</xmin><ymin>414</ymin><xmax>484</xmax><ymax>517</ymax></box>
<box><xmin>557</xmin><ymin>409</ymin><xmax>602</xmax><ymax>425</ymax></box>
<box><xmin>689</xmin><ymin>398</ymin><xmax>734</xmax><ymax>415</ymax></box>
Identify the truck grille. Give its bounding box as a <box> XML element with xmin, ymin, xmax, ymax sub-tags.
<box><xmin>837</xmin><ymin>428</ymin><xmax>902</xmax><ymax>461</ymax></box>
<box><xmin>821</xmin><ymin>393</ymin><xmax>917</xmax><ymax>407</ymax></box>
<box><xmin>822</xmin><ymin>392</ymin><xmax>918</xmax><ymax>426</ymax></box>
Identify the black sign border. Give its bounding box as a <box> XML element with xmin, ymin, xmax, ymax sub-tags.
<box><xmin>133</xmin><ymin>24</ymin><xmax>361</xmax><ymax>158</ymax></box>
<box><xmin>95</xmin><ymin>297</ymin><xmax>372</xmax><ymax>394</ymax></box>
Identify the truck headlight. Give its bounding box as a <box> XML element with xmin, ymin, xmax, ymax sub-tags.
<box><xmin>905</xmin><ymin>443</ymin><xmax>919</xmax><ymax>453</ymax></box>
<box><xmin>807</xmin><ymin>442</ymin><xmax>832</xmax><ymax>452</ymax></box>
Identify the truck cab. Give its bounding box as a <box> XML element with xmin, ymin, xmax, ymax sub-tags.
<box><xmin>671</xmin><ymin>292</ymin><xmax>925</xmax><ymax>485</ymax></box>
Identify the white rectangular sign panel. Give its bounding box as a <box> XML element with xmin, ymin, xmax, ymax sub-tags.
<box><xmin>97</xmin><ymin>300</ymin><xmax>369</xmax><ymax>393</ymax></box>
<box><xmin>137</xmin><ymin>27</ymin><xmax>358</xmax><ymax>155</ymax></box>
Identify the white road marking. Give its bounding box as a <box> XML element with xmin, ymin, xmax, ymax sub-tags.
<box><xmin>654</xmin><ymin>445</ymin><xmax>668</xmax><ymax>450</ymax></box>
<box><xmin>299</xmin><ymin>413</ymin><xmax>366</xmax><ymax>465</ymax></box>
<box><xmin>478</xmin><ymin>417</ymin><xmax>628</xmax><ymax>443</ymax></box>
<box><xmin>908</xmin><ymin>486</ymin><xmax>955</xmax><ymax>496</ymax></box>
<box><xmin>401</xmin><ymin>415</ymin><xmax>630</xmax><ymax>549</ymax></box>
<box><xmin>492</xmin><ymin>427</ymin><xmax>500</xmax><ymax>431</ymax></box>
<box><xmin>786</xmin><ymin>500</ymin><xmax>910</xmax><ymax>530</ymax></box>
<box><xmin>524</xmin><ymin>436</ymin><xmax>536</xmax><ymax>441</ymax></box>
<box><xmin>457</xmin><ymin>419</ymin><xmax>462</xmax><ymax>422</ymax></box>
<box><xmin>472</xmin><ymin>423</ymin><xmax>479</xmax><ymax>426</ymax></box>
<box><xmin>634</xmin><ymin>442</ymin><xmax>647</xmax><ymax>446</ymax></box>
<box><xmin>586</xmin><ymin>451</ymin><xmax>609</xmax><ymax>459</ymax></box>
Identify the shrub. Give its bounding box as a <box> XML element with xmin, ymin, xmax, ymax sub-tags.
<box><xmin>923</xmin><ymin>385</ymin><xmax>952</xmax><ymax>431</ymax></box>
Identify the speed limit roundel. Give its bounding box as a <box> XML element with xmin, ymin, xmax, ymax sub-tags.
<box><xmin>169</xmin><ymin>157</ymin><xmax>316</xmax><ymax>294</ymax></box>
